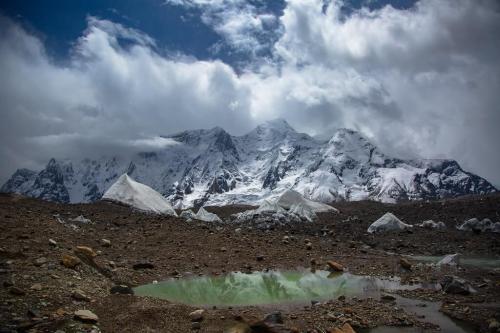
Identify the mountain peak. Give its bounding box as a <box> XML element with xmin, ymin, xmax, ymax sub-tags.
<box><xmin>258</xmin><ymin>118</ymin><xmax>295</xmax><ymax>133</ymax></box>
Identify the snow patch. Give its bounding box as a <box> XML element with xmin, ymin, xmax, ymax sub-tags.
<box><xmin>457</xmin><ymin>218</ymin><xmax>500</xmax><ymax>233</ymax></box>
<box><xmin>102</xmin><ymin>174</ymin><xmax>177</xmax><ymax>216</ymax></box>
<box><xmin>194</xmin><ymin>207</ymin><xmax>222</xmax><ymax>222</ymax></box>
<box><xmin>367</xmin><ymin>212</ymin><xmax>412</xmax><ymax>233</ymax></box>
<box><xmin>437</xmin><ymin>254</ymin><xmax>460</xmax><ymax>266</ymax></box>
<box><xmin>276</xmin><ymin>190</ymin><xmax>337</xmax><ymax>213</ymax></box>
<box><xmin>418</xmin><ymin>220</ymin><xmax>446</xmax><ymax>229</ymax></box>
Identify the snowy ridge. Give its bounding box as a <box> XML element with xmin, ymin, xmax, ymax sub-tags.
<box><xmin>1</xmin><ymin>119</ymin><xmax>497</xmax><ymax>207</ymax></box>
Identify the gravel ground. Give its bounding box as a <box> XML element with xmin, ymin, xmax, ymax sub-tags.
<box><xmin>0</xmin><ymin>193</ymin><xmax>499</xmax><ymax>332</ymax></box>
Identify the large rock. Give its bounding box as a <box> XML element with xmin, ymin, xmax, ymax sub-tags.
<box><xmin>74</xmin><ymin>309</ymin><xmax>98</xmax><ymax>323</ymax></box>
<box><xmin>367</xmin><ymin>213</ymin><xmax>412</xmax><ymax>233</ymax></box>
<box><xmin>326</xmin><ymin>261</ymin><xmax>344</xmax><ymax>272</ymax></box>
<box><xmin>75</xmin><ymin>246</ymin><xmax>97</xmax><ymax>258</ymax></box>
<box><xmin>61</xmin><ymin>254</ymin><xmax>81</xmax><ymax>268</ymax></box>
<box><xmin>180</xmin><ymin>209</ymin><xmax>196</xmax><ymax>220</ymax></box>
<box><xmin>189</xmin><ymin>309</ymin><xmax>205</xmax><ymax>322</ymax></box>
<box><xmin>440</xmin><ymin>275</ymin><xmax>476</xmax><ymax>295</ymax></box>
<box><xmin>330</xmin><ymin>323</ymin><xmax>356</xmax><ymax>333</ymax></box>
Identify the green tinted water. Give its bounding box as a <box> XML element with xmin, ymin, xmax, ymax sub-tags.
<box><xmin>134</xmin><ymin>270</ymin><xmax>432</xmax><ymax>306</ymax></box>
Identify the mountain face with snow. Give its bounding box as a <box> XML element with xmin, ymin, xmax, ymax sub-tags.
<box><xmin>1</xmin><ymin>119</ymin><xmax>497</xmax><ymax>208</ymax></box>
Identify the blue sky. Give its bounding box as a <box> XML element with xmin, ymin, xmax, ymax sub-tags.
<box><xmin>0</xmin><ymin>0</ymin><xmax>499</xmax><ymax>186</ymax></box>
<box><xmin>1</xmin><ymin>0</ymin><xmax>417</xmax><ymax>67</ymax></box>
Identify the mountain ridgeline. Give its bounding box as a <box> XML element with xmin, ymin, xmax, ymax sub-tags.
<box><xmin>1</xmin><ymin>120</ymin><xmax>496</xmax><ymax>208</ymax></box>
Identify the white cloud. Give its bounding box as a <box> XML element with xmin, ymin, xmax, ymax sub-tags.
<box><xmin>1</xmin><ymin>0</ymin><xmax>500</xmax><ymax>187</ymax></box>
<box><xmin>164</xmin><ymin>0</ymin><xmax>281</xmax><ymax>56</ymax></box>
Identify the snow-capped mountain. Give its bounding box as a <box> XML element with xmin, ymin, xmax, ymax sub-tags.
<box><xmin>1</xmin><ymin>119</ymin><xmax>496</xmax><ymax>207</ymax></box>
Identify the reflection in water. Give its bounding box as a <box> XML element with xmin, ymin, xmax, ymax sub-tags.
<box><xmin>135</xmin><ymin>270</ymin><xmax>475</xmax><ymax>333</ymax></box>
<box><xmin>134</xmin><ymin>270</ymin><xmax>432</xmax><ymax>306</ymax></box>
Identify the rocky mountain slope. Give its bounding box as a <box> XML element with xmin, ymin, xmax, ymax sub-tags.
<box><xmin>1</xmin><ymin>119</ymin><xmax>496</xmax><ymax>208</ymax></box>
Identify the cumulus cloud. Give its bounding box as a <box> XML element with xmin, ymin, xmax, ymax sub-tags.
<box><xmin>0</xmin><ymin>15</ymin><xmax>254</xmax><ymax>181</ymax></box>
<box><xmin>164</xmin><ymin>0</ymin><xmax>282</xmax><ymax>57</ymax></box>
<box><xmin>1</xmin><ymin>0</ymin><xmax>500</xmax><ymax>187</ymax></box>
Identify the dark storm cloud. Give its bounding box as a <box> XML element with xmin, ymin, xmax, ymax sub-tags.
<box><xmin>1</xmin><ymin>0</ymin><xmax>500</xmax><ymax>187</ymax></box>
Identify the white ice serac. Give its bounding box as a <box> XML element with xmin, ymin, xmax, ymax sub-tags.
<box><xmin>102</xmin><ymin>174</ymin><xmax>177</xmax><ymax>216</ymax></box>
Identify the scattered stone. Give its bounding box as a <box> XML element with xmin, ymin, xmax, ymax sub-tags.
<box><xmin>132</xmin><ymin>262</ymin><xmax>155</xmax><ymax>270</ymax></box>
<box><xmin>220</xmin><ymin>247</ymin><xmax>227</xmax><ymax>252</ymax></box>
<box><xmin>326</xmin><ymin>261</ymin><xmax>344</xmax><ymax>272</ymax></box>
<box><xmin>74</xmin><ymin>309</ymin><xmax>98</xmax><ymax>323</ymax></box>
<box><xmin>488</xmin><ymin>318</ymin><xmax>500</xmax><ymax>330</ymax></box>
<box><xmin>381</xmin><ymin>294</ymin><xmax>396</xmax><ymax>301</ymax></box>
<box><xmin>306</xmin><ymin>242</ymin><xmax>313</xmax><ymax>250</ymax></box>
<box><xmin>9</xmin><ymin>286</ymin><xmax>26</xmax><ymax>296</ymax></box>
<box><xmin>72</xmin><ymin>289</ymin><xmax>91</xmax><ymax>302</ymax></box>
<box><xmin>30</xmin><ymin>283</ymin><xmax>42</xmax><ymax>291</ymax></box>
<box><xmin>61</xmin><ymin>254</ymin><xmax>81</xmax><ymax>268</ymax></box>
<box><xmin>75</xmin><ymin>246</ymin><xmax>97</xmax><ymax>258</ymax></box>
<box><xmin>440</xmin><ymin>275</ymin><xmax>476</xmax><ymax>295</ymax></box>
<box><xmin>330</xmin><ymin>323</ymin><xmax>356</xmax><ymax>333</ymax></box>
<box><xmin>27</xmin><ymin>308</ymin><xmax>41</xmax><ymax>318</ymax></box>
<box><xmin>189</xmin><ymin>309</ymin><xmax>205</xmax><ymax>322</ymax></box>
<box><xmin>33</xmin><ymin>257</ymin><xmax>48</xmax><ymax>266</ymax></box>
<box><xmin>191</xmin><ymin>322</ymin><xmax>201</xmax><ymax>330</ymax></box>
<box><xmin>110</xmin><ymin>285</ymin><xmax>134</xmax><ymax>295</ymax></box>
<box><xmin>3</xmin><ymin>279</ymin><xmax>14</xmax><ymax>287</ymax></box>
<box><xmin>256</xmin><ymin>255</ymin><xmax>265</xmax><ymax>261</ymax></box>
<box><xmin>100</xmin><ymin>239</ymin><xmax>111</xmax><ymax>247</ymax></box>
<box><xmin>263</xmin><ymin>311</ymin><xmax>284</xmax><ymax>324</ymax></box>
<box><xmin>48</xmin><ymin>238</ymin><xmax>57</xmax><ymax>246</ymax></box>
<box><xmin>399</xmin><ymin>258</ymin><xmax>412</xmax><ymax>271</ymax></box>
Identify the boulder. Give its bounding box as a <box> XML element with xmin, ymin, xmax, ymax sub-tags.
<box><xmin>440</xmin><ymin>275</ymin><xmax>476</xmax><ymax>295</ymax></box>
<box><xmin>399</xmin><ymin>258</ymin><xmax>412</xmax><ymax>271</ymax></box>
<box><xmin>110</xmin><ymin>285</ymin><xmax>134</xmax><ymax>295</ymax></box>
<box><xmin>326</xmin><ymin>261</ymin><xmax>344</xmax><ymax>272</ymax></box>
<box><xmin>180</xmin><ymin>209</ymin><xmax>196</xmax><ymax>220</ymax></box>
<box><xmin>74</xmin><ymin>309</ymin><xmax>98</xmax><ymax>323</ymax></box>
<box><xmin>61</xmin><ymin>254</ymin><xmax>81</xmax><ymax>268</ymax></box>
<box><xmin>189</xmin><ymin>309</ymin><xmax>205</xmax><ymax>322</ymax></box>
<box><xmin>72</xmin><ymin>289</ymin><xmax>91</xmax><ymax>302</ymax></box>
<box><xmin>75</xmin><ymin>246</ymin><xmax>97</xmax><ymax>258</ymax></box>
<box><xmin>330</xmin><ymin>323</ymin><xmax>356</xmax><ymax>333</ymax></box>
